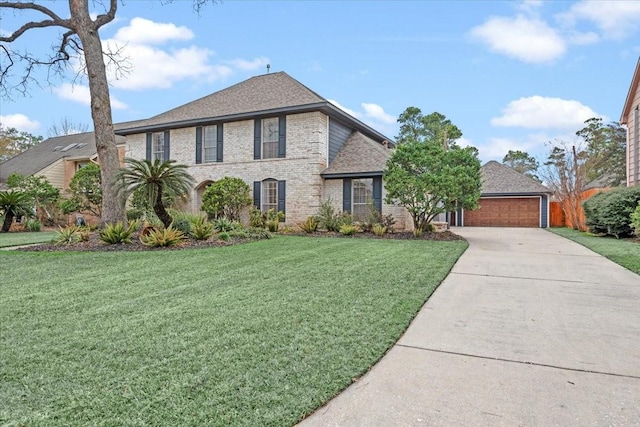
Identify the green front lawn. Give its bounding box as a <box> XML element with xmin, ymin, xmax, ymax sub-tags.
<box><xmin>550</xmin><ymin>228</ymin><xmax>640</xmax><ymax>274</ymax></box>
<box><xmin>0</xmin><ymin>231</ymin><xmax>58</xmax><ymax>248</ymax></box>
<box><xmin>1</xmin><ymin>236</ymin><xmax>466</xmax><ymax>426</ymax></box>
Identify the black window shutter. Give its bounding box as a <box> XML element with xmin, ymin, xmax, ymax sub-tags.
<box><xmin>373</xmin><ymin>176</ymin><xmax>382</xmax><ymax>212</ymax></box>
<box><xmin>278</xmin><ymin>116</ymin><xmax>286</xmax><ymax>158</ymax></box>
<box><xmin>195</xmin><ymin>127</ymin><xmax>202</xmax><ymax>164</ymax></box>
<box><xmin>254</xmin><ymin>119</ymin><xmax>261</xmax><ymax>160</ymax></box>
<box><xmin>217</xmin><ymin>124</ymin><xmax>224</xmax><ymax>162</ymax></box>
<box><xmin>277</xmin><ymin>180</ymin><xmax>286</xmax><ymax>220</ymax></box>
<box><xmin>163</xmin><ymin>131</ymin><xmax>170</xmax><ymax>161</ymax></box>
<box><xmin>343</xmin><ymin>178</ymin><xmax>352</xmax><ymax>213</ymax></box>
<box><xmin>146</xmin><ymin>133</ymin><xmax>152</xmax><ymax>161</ymax></box>
<box><xmin>253</xmin><ymin>181</ymin><xmax>261</xmax><ymax>208</ymax></box>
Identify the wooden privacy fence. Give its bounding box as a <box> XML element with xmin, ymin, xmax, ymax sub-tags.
<box><xmin>549</xmin><ymin>188</ymin><xmax>606</xmax><ymax>230</ymax></box>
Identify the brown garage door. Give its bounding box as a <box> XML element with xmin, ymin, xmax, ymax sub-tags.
<box><xmin>464</xmin><ymin>197</ymin><xmax>540</xmax><ymax>227</ymax></box>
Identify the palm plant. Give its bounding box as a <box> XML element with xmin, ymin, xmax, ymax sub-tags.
<box><xmin>115</xmin><ymin>159</ymin><xmax>195</xmax><ymax>228</ymax></box>
<box><xmin>0</xmin><ymin>190</ymin><xmax>33</xmax><ymax>232</ymax></box>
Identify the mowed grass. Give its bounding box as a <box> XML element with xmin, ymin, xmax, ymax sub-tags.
<box><xmin>0</xmin><ymin>236</ymin><xmax>466</xmax><ymax>426</ymax></box>
<box><xmin>0</xmin><ymin>231</ymin><xmax>58</xmax><ymax>248</ymax></box>
<box><xmin>550</xmin><ymin>228</ymin><xmax>640</xmax><ymax>274</ymax></box>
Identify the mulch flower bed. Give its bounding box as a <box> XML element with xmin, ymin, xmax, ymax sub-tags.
<box><xmin>19</xmin><ymin>229</ymin><xmax>464</xmax><ymax>253</ymax></box>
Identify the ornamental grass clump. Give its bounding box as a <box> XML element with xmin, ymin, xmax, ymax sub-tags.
<box><xmin>99</xmin><ymin>221</ymin><xmax>138</xmax><ymax>245</ymax></box>
<box><xmin>190</xmin><ymin>216</ymin><xmax>214</xmax><ymax>240</ymax></box>
<box><xmin>140</xmin><ymin>225</ymin><xmax>185</xmax><ymax>247</ymax></box>
<box><xmin>299</xmin><ymin>216</ymin><xmax>318</xmax><ymax>233</ymax></box>
<box><xmin>372</xmin><ymin>223</ymin><xmax>387</xmax><ymax>236</ymax></box>
<box><xmin>339</xmin><ymin>224</ymin><xmax>357</xmax><ymax>236</ymax></box>
<box><xmin>53</xmin><ymin>225</ymin><xmax>82</xmax><ymax>245</ymax></box>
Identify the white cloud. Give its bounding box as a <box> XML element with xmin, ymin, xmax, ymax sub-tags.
<box><xmin>470</xmin><ymin>15</ymin><xmax>566</xmax><ymax>64</ymax></box>
<box><xmin>328</xmin><ymin>99</ymin><xmax>362</xmax><ymax>119</ymax></box>
<box><xmin>517</xmin><ymin>0</ymin><xmax>543</xmax><ymax>14</ymax></box>
<box><xmin>53</xmin><ymin>83</ymin><xmax>127</xmax><ymax>109</ymax></box>
<box><xmin>362</xmin><ymin>103</ymin><xmax>396</xmax><ymax>124</ymax></box>
<box><xmin>559</xmin><ymin>1</ymin><xmax>640</xmax><ymax>40</ymax></box>
<box><xmin>96</xmin><ymin>18</ymin><xmax>268</xmax><ymax>91</ymax></box>
<box><xmin>0</xmin><ymin>114</ymin><xmax>40</xmax><ymax>132</ymax></box>
<box><xmin>225</xmin><ymin>57</ymin><xmax>270</xmax><ymax>72</ymax></box>
<box><xmin>457</xmin><ymin>137</ymin><xmax>474</xmax><ymax>149</ymax></box>
<box><xmin>491</xmin><ymin>96</ymin><xmax>601</xmax><ymax>130</ymax></box>
<box><xmin>113</xmin><ymin>17</ymin><xmax>194</xmax><ymax>45</ymax></box>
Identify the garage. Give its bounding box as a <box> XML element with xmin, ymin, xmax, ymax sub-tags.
<box><xmin>464</xmin><ymin>197</ymin><xmax>540</xmax><ymax>227</ymax></box>
<box><xmin>457</xmin><ymin>161</ymin><xmax>552</xmax><ymax>228</ymax></box>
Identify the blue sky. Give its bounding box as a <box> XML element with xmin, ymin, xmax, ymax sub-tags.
<box><xmin>1</xmin><ymin>0</ymin><xmax>639</xmax><ymax>164</ymax></box>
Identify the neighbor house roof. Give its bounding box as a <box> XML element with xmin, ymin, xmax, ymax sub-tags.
<box><xmin>321</xmin><ymin>131</ymin><xmax>391</xmax><ymax>178</ymax></box>
<box><xmin>481</xmin><ymin>160</ymin><xmax>551</xmax><ymax>195</ymax></box>
<box><xmin>620</xmin><ymin>57</ymin><xmax>640</xmax><ymax>124</ymax></box>
<box><xmin>115</xmin><ymin>71</ymin><xmax>392</xmax><ymax>144</ymax></box>
<box><xmin>0</xmin><ymin>131</ymin><xmax>125</xmax><ymax>183</ymax></box>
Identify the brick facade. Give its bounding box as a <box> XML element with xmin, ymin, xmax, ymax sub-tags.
<box><xmin>126</xmin><ymin>111</ymin><xmax>410</xmax><ymax>228</ymax></box>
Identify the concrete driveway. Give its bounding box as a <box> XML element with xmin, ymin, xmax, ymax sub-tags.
<box><xmin>299</xmin><ymin>227</ymin><xmax>640</xmax><ymax>426</ymax></box>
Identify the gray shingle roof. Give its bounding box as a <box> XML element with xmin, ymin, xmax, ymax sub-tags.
<box><xmin>0</xmin><ymin>132</ymin><xmax>125</xmax><ymax>182</ymax></box>
<box><xmin>481</xmin><ymin>160</ymin><xmax>551</xmax><ymax>195</ymax></box>
<box><xmin>321</xmin><ymin>131</ymin><xmax>391</xmax><ymax>177</ymax></box>
<box><xmin>117</xmin><ymin>72</ymin><xmax>327</xmax><ymax>132</ymax></box>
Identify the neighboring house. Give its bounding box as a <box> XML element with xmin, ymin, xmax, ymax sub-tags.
<box><xmin>116</xmin><ymin>72</ymin><xmax>409</xmax><ymax>227</ymax></box>
<box><xmin>0</xmin><ymin>132</ymin><xmax>126</xmax><ymax>190</ymax></box>
<box><xmin>621</xmin><ymin>57</ymin><xmax>640</xmax><ymax>187</ymax></box>
<box><xmin>453</xmin><ymin>161</ymin><xmax>552</xmax><ymax>228</ymax></box>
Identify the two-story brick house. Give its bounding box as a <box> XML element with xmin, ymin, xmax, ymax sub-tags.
<box><xmin>116</xmin><ymin>72</ymin><xmax>409</xmax><ymax>227</ymax></box>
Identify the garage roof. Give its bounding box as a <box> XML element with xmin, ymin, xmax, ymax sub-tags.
<box><xmin>481</xmin><ymin>161</ymin><xmax>551</xmax><ymax>195</ymax></box>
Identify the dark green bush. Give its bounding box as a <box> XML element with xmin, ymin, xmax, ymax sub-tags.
<box><xmin>583</xmin><ymin>187</ymin><xmax>640</xmax><ymax>238</ymax></box>
<box><xmin>171</xmin><ymin>218</ymin><xmax>192</xmax><ymax>236</ymax></box>
<box><xmin>316</xmin><ymin>200</ymin><xmax>341</xmax><ymax>232</ymax></box>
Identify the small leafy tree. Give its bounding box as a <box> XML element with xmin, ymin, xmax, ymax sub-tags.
<box><xmin>6</xmin><ymin>173</ymin><xmax>60</xmax><ymax>221</ymax></box>
<box><xmin>0</xmin><ymin>126</ymin><xmax>43</xmax><ymax>161</ymax></box>
<box><xmin>115</xmin><ymin>159</ymin><xmax>195</xmax><ymax>228</ymax></box>
<box><xmin>63</xmin><ymin>163</ymin><xmax>102</xmax><ymax>217</ymax></box>
<box><xmin>0</xmin><ymin>190</ymin><xmax>33</xmax><ymax>232</ymax></box>
<box><xmin>576</xmin><ymin>117</ymin><xmax>626</xmax><ymax>187</ymax></box>
<box><xmin>384</xmin><ymin>140</ymin><xmax>481</xmax><ymax>233</ymax></box>
<box><xmin>502</xmin><ymin>150</ymin><xmax>540</xmax><ymax>182</ymax></box>
<box><xmin>201</xmin><ymin>177</ymin><xmax>251</xmax><ymax>221</ymax></box>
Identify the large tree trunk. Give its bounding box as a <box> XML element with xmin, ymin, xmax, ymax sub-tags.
<box><xmin>69</xmin><ymin>0</ymin><xmax>124</xmax><ymax>227</ymax></box>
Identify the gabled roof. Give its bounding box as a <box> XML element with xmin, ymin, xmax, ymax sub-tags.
<box><xmin>620</xmin><ymin>57</ymin><xmax>640</xmax><ymax>124</ymax></box>
<box><xmin>115</xmin><ymin>71</ymin><xmax>392</xmax><ymax>144</ymax></box>
<box><xmin>0</xmin><ymin>131</ymin><xmax>125</xmax><ymax>182</ymax></box>
<box><xmin>321</xmin><ymin>131</ymin><xmax>391</xmax><ymax>178</ymax></box>
<box><xmin>481</xmin><ymin>160</ymin><xmax>551</xmax><ymax>195</ymax></box>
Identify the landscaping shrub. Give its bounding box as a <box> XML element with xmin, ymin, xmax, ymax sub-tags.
<box><xmin>316</xmin><ymin>199</ymin><xmax>341</xmax><ymax>232</ymax></box>
<box><xmin>382</xmin><ymin>213</ymin><xmax>396</xmax><ymax>232</ymax></box>
<box><xmin>99</xmin><ymin>221</ymin><xmax>137</xmax><ymax>245</ymax></box>
<box><xmin>583</xmin><ymin>187</ymin><xmax>640</xmax><ymax>237</ymax></box>
<box><xmin>340</xmin><ymin>224</ymin><xmax>357</xmax><ymax>236</ymax></box>
<box><xmin>358</xmin><ymin>203</ymin><xmax>383</xmax><ymax>232</ymax></box>
<box><xmin>53</xmin><ymin>225</ymin><xmax>82</xmax><ymax>245</ymax></box>
<box><xmin>631</xmin><ymin>202</ymin><xmax>640</xmax><ymax>238</ymax></box>
<box><xmin>190</xmin><ymin>216</ymin><xmax>214</xmax><ymax>240</ymax></box>
<box><xmin>24</xmin><ymin>218</ymin><xmax>42</xmax><ymax>232</ymax></box>
<box><xmin>171</xmin><ymin>218</ymin><xmax>192</xmax><ymax>236</ymax></box>
<box><xmin>265</xmin><ymin>209</ymin><xmax>284</xmax><ymax>232</ymax></box>
<box><xmin>213</xmin><ymin>217</ymin><xmax>236</xmax><ymax>232</ymax></box>
<box><xmin>372</xmin><ymin>223</ymin><xmax>387</xmax><ymax>236</ymax></box>
<box><xmin>217</xmin><ymin>231</ymin><xmax>231</xmax><ymax>241</ymax></box>
<box><xmin>140</xmin><ymin>225</ymin><xmax>185</xmax><ymax>247</ymax></box>
<box><xmin>300</xmin><ymin>216</ymin><xmax>318</xmax><ymax>233</ymax></box>
<box><xmin>201</xmin><ymin>177</ymin><xmax>252</xmax><ymax>221</ymax></box>
<box><xmin>249</xmin><ymin>206</ymin><xmax>265</xmax><ymax>228</ymax></box>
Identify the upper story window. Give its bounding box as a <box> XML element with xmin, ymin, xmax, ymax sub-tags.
<box><xmin>196</xmin><ymin>125</ymin><xmax>223</xmax><ymax>164</ymax></box>
<box><xmin>152</xmin><ymin>132</ymin><xmax>164</xmax><ymax>161</ymax></box>
<box><xmin>203</xmin><ymin>125</ymin><xmax>217</xmax><ymax>163</ymax></box>
<box><xmin>262</xmin><ymin>118</ymin><xmax>279</xmax><ymax>159</ymax></box>
<box><xmin>254</xmin><ymin>117</ymin><xmax>286</xmax><ymax>160</ymax></box>
<box><xmin>146</xmin><ymin>131</ymin><xmax>169</xmax><ymax>162</ymax></box>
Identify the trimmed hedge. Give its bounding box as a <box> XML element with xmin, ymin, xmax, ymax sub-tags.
<box><xmin>583</xmin><ymin>186</ymin><xmax>640</xmax><ymax>238</ymax></box>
